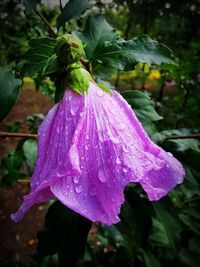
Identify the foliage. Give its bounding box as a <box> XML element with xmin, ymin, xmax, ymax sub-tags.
<box><xmin>0</xmin><ymin>67</ymin><xmax>22</xmax><ymax>122</ymax></box>
<box><xmin>0</xmin><ymin>1</ymin><xmax>200</xmax><ymax>267</ymax></box>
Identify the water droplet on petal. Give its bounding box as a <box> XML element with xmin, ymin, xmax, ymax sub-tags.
<box><xmin>116</xmin><ymin>157</ymin><xmax>121</xmax><ymax>165</ymax></box>
<box><xmin>56</xmin><ymin>127</ymin><xmax>60</xmax><ymax>134</ymax></box>
<box><xmin>96</xmin><ymin>89</ymin><xmax>104</xmax><ymax>97</ymax></box>
<box><xmin>90</xmin><ymin>188</ymin><xmax>97</xmax><ymax>196</ymax></box>
<box><xmin>123</xmin><ymin>145</ymin><xmax>128</xmax><ymax>153</ymax></box>
<box><xmin>123</xmin><ymin>168</ymin><xmax>128</xmax><ymax>173</ymax></box>
<box><xmin>73</xmin><ymin>176</ymin><xmax>80</xmax><ymax>184</ymax></box>
<box><xmin>119</xmin><ymin>123</ymin><xmax>126</xmax><ymax>130</ymax></box>
<box><xmin>167</xmin><ymin>152</ymin><xmax>173</xmax><ymax>157</ymax></box>
<box><xmin>98</xmin><ymin>165</ymin><xmax>110</xmax><ymax>183</ymax></box>
<box><xmin>85</xmin><ymin>145</ymin><xmax>89</xmax><ymax>150</ymax></box>
<box><xmin>75</xmin><ymin>185</ymin><xmax>83</xmax><ymax>193</ymax></box>
<box><xmin>70</xmin><ymin>106</ymin><xmax>77</xmax><ymax>116</ymax></box>
<box><xmin>80</xmin><ymin>111</ymin><xmax>84</xmax><ymax>117</ymax></box>
<box><xmin>111</xmin><ymin>197</ymin><xmax>115</xmax><ymax>202</ymax></box>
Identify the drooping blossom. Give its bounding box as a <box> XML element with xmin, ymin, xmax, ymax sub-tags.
<box><xmin>11</xmin><ymin>82</ymin><xmax>184</xmax><ymax>225</ymax></box>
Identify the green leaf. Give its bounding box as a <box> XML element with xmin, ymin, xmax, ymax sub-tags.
<box><xmin>57</xmin><ymin>0</ymin><xmax>94</xmax><ymax>28</ymax></box>
<box><xmin>22</xmin><ymin>0</ymin><xmax>40</xmax><ymax>13</ymax></box>
<box><xmin>139</xmin><ymin>249</ymin><xmax>161</xmax><ymax>267</ymax></box>
<box><xmin>116</xmin><ymin>186</ymin><xmax>153</xmax><ymax>256</ymax></box>
<box><xmin>23</xmin><ymin>139</ymin><xmax>37</xmax><ymax>173</ymax></box>
<box><xmin>23</xmin><ymin>38</ymin><xmax>56</xmax><ymax>77</ymax></box>
<box><xmin>0</xmin><ymin>67</ymin><xmax>22</xmax><ymax>121</ymax></box>
<box><xmin>92</xmin><ymin>35</ymin><xmax>175</xmax><ymax>77</ymax></box>
<box><xmin>76</xmin><ymin>15</ymin><xmax>117</xmax><ymax>60</ymax></box>
<box><xmin>153</xmin><ymin>198</ymin><xmax>182</xmax><ymax>250</ymax></box>
<box><xmin>37</xmin><ymin>201</ymin><xmax>92</xmax><ymax>267</ymax></box>
<box><xmin>121</xmin><ymin>90</ymin><xmax>162</xmax><ymax>134</ymax></box>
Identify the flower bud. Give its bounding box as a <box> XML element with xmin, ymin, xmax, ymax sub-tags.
<box><xmin>55</xmin><ymin>34</ymin><xmax>84</xmax><ymax>65</ymax></box>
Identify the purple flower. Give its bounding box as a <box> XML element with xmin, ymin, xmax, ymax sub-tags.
<box><xmin>11</xmin><ymin>82</ymin><xmax>184</xmax><ymax>225</ymax></box>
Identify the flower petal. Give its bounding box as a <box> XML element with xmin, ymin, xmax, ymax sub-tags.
<box><xmin>12</xmin><ymin>82</ymin><xmax>184</xmax><ymax>224</ymax></box>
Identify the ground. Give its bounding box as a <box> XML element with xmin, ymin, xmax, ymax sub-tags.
<box><xmin>0</xmin><ymin>87</ymin><xmax>53</xmax><ymax>265</ymax></box>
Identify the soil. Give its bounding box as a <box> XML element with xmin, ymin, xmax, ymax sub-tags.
<box><xmin>0</xmin><ymin>87</ymin><xmax>53</xmax><ymax>265</ymax></box>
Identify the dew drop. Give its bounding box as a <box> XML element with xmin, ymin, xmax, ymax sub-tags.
<box><xmin>73</xmin><ymin>176</ymin><xmax>80</xmax><ymax>184</ymax></box>
<box><xmin>98</xmin><ymin>165</ymin><xmax>110</xmax><ymax>183</ymax></box>
<box><xmin>75</xmin><ymin>185</ymin><xmax>83</xmax><ymax>193</ymax></box>
<box><xmin>85</xmin><ymin>145</ymin><xmax>89</xmax><ymax>150</ymax></box>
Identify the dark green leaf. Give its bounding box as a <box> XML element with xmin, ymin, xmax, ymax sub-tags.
<box><xmin>116</xmin><ymin>186</ymin><xmax>153</xmax><ymax>256</ymax></box>
<box><xmin>76</xmin><ymin>15</ymin><xmax>117</xmax><ymax>60</ymax></box>
<box><xmin>153</xmin><ymin>198</ymin><xmax>182</xmax><ymax>250</ymax></box>
<box><xmin>92</xmin><ymin>35</ymin><xmax>175</xmax><ymax>78</ymax></box>
<box><xmin>23</xmin><ymin>139</ymin><xmax>37</xmax><ymax>173</ymax></box>
<box><xmin>37</xmin><ymin>201</ymin><xmax>92</xmax><ymax>267</ymax></box>
<box><xmin>121</xmin><ymin>90</ymin><xmax>162</xmax><ymax>134</ymax></box>
<box><xmin>22</xmin><ymin>0</ymin><xmax>40</xmax><ymax>13</ymax></box>
<box><xmin>139</xmin><ymin>249</ymin><xmax>161</xmax><ymax>267</ymax></box>
<box><xmin>179</xmin><ymin>248</ymin><xmax>200</xmax><ymax>267</ymax></box>
<box><xmin>23</xmin><ymin>38</ymin><xmax>56</xmax><ymax>77</ymax></box>
<box><xmin>57</xmin><ymin>0</ymin><xmax>94</xmax><ymax>28</ymax></box>
<box><xmin>0</xmin><ymin>67</ymin><xmax>21</xmax><ymax>121</ymax></box>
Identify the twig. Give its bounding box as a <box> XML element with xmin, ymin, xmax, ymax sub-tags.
<box><xmin>18</xmin><ymin>179</ymin><xmax>30</xmax><ymax>184</ymax></box>
<box><xmin>165</xmin><ymin>134</ymin><xmax>200</xmax><ymax>140</ymax></box>
<box><xmin>34</xmin><ymin>9</ymin><xmax>57</xmax><ymax>38</ymax></box>
<box><xmin>0</xmin><ymin>132</ymin><xmax>200</xmax><ymax>140</ymax></box>
<box><xmin>0</xmin><ymin>132</ymin><xmax>38</xmax><ymax>139</ymax></box>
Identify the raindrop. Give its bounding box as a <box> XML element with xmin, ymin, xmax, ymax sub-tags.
<box><xmin>75</xmin><ymin>185</ymin><xmax>83</xmax><ymax>193</ymax></box>
<box><xmin>167</xmin><ymin>152</ymin><xmax>173</xmax><ymax>157</ymax></box>
<box><xmin>96</xmin><ymin>89</ymin><xmax>104</xmax><ymax>97</ymax></box>
<box><xmin>56</xmin><ymin>127</ymin><xmax>60</xmax><ymax>134</ymax></box>
<box><xmin>119</xmin><ymin>123</ymin><xmax>126</xmax><ymax>130</ymax></box>
<box><xmin>116</xmin><ymin>157</ymin><xmax>121</xmax><ymax>165</ymax></box>
<box><xmin>123</xmin><ymin>168</ymin><xmax>128</xmax><ymax>173</ymax></box>
<box><xmin>123</xmin><ymin>145</ymin><xmax>128</xmax><ymax>153</ymax></box>
<box><xmin>73</xmin><ymin>176</ymin><xmax>80</xmax><ymax>184</ymax></box>
<box><xmin>85</xmin><ymin>145</ymin><xmax>89</xmax><ymax>150</ymax></box>
<box><xmin>60</xmin><ymin>110</ymin><xmax>64</xmax><ymax>116</ymax></box>
<box><xmin>70</xmin><ymin>106</ymin><xmax>77</xmax><ymax>116</ymax></box>
<box><xmin>98</xmin><ymin>165</ymin><xmax>110</xmax><ymax>183</ymax></box>
<box><xmin>80</xmin><ymin>111</ymin><xmax>84</xmax><ymax>117</ymax></box>
<box><xmin>90</xmin><ymin>188</ymin><xmax>97</xmax><ymax>196</ymax></box>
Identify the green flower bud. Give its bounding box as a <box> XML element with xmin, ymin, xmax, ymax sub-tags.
<box><xmin>55</xmin><ymin>34</ymin><xmax>84</xmax><ymax>65</ymax></box>
<box><xmin>68</xmin><ymin>67</ymin><xmax>92</xmax><ymax>94</ymax></box>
